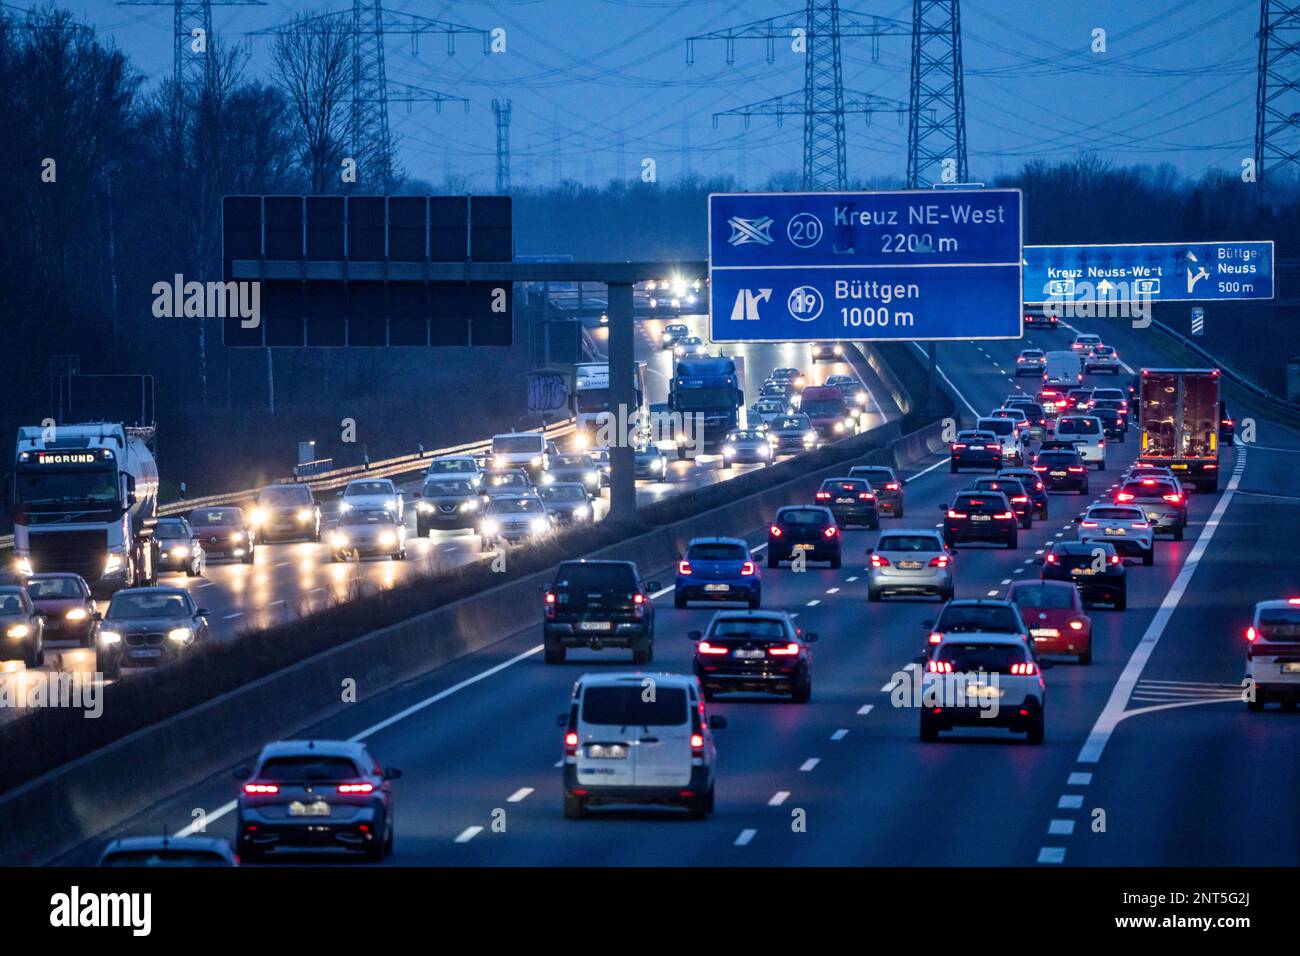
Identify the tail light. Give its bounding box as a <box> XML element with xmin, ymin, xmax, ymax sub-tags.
<box><xmin>858</xmin><ymin>492</ymin><xmax>876</xmax><ymax>501</ymax></box>
<box><xmin>1032</xmin><ymin>465</ymin><xmax>1047</xmax><ymax>472</ymax></box>
<box><xmin>1011</xmin><ymin>495</ymin><xmax>1028</xmax><ymax>504</ymax></box>
<box><xmin>1079</xmin><ymin>520</ymin><xmax>1098</xmax><ymax>527</ymax></box>
<box><xmin>927</xmin><ymin>660</ymin><xmax>953</xmax><ymax>673</ymax></box>
<box><xmin>1246</xmin><ymin>625</ymin><xmax>1258</xmax><ymax>643</ymax></box>
<box><xmin>690</xmin><ymin>733</ymin><xmax>705</xmax><ymax>756</ymax></box>
<box><xmin>632</xmin><ymin>591</ymin><xmax>646</xmax><ymax>619</ymax></box>
<box><xmin>927</xmin><ymin>632</ymin><xmax>943</xmax><ymax>644</ymax></box>
<box><xmin>768</xmin><ymin>642</ymin><xmax>801</xmax><ymax>656</ymax></box>
<box><xmin>994</xmin><ymin>511</ymin><xmax>1015</xmax><ymax>520</ymax></box>
<box><xmin>823</xmin><ymin>526</ymin><xmax>839</xmax><ymax>538</ymax></box>
<box><xmin>633</xmin><ymin>593</ymin><xmax>645</xmax><ymax>604</ymax></box>
<box><xmin>769</xmin><ymin>524</ymin><xmax>783</xmax><ymax>537</ymax></box>
<box><xmin>1009</xmin><ymin>661</ymin><xmax>1039</xmax><ymax>675</ymax></box>
<box><xmin>338</xmin><ymin>783</ymin><xmax>374</xmax><ymax>794</ymax></box>
<box><xmin>1223</xmin><ymin>418</ymin><xmax>1234</xmax><ymax>426</ymax></box>
<box><xmin>1141</xmin><ymin>479</ymin><xmax>1156</xmax><ymax>486</ymax></box>
<box><xmin>678</xmin><ymin>560</ymin><xmax>692</xmax><ymax>575</ymax></box>
<box><xmin>1116</xmin><ymin>492</ymin><xmax>1135</xmax><ymax>502</ymax></box>
<box><xmin>1068</xmin><ymin>620</ymin><xmax>1085</xmax><ymax>631</ymax></box>
<box><xmin>1067</xmin><ymin>466</ymin><xmax>1085</xmax><ymax>473</ymax></box>
<box><xmin>697</xmin><ymin>641</ymin><xmax>729</xmax><ymax>655</ymax></box>
<box><xmin>740</xmin><ymin>561</ymin><xmax>756</xmax><ymax>576</ymax></box>
<box><xmin>243</xmin><ymin>783</ymin><xmax>279</xmax><ymax>795</ymax></box>
<box><xmin>1109</xmin><ymin>554</ymin><xmax>1121</xmax><ymax>565</ymax></box>
<box><xmin>1045</xmin><ymin>553</ymin><xmax>1058</xmax><ymax>564</ymax></box>
<box><xmin>952</xmin><ymin>442</ymin><xmax>968</xmax><ymax>450</ymax></box>
<box><xmin>870</xmin><ymin>553</ymin><xmax>890</xmax><ymax>568</ymax></box>
<box><xmin>1205</xmin><ymin>464</ymin><xmax>1218</xmax><ymax>470</ymax></box>
<box><xmin>1163</xmin><ymin>494</ymin><xmax>1183</xmax><ymax>504</ymax></box>
<box><xmin>1098</xmin><ymin>440</ymin><xmax>1105</xmax><ymax>447</ymax></box>
<box><xmin>885</xmin><ymin>482</ymin><xmax>901</xmax><ymax>491</ymax></box>
<box><xmin>1035</xmin><ymin>481</ymin><xmax>1044</xmax><ymax>490</ymax></box>
<box><xmin>815</xmin><ymin>491</ymin><xmax>831</xmax><ymax>500</ymax></box>
<box><xmin>565</xmin><ymin>730</ymin><xmax>579</xmax><ymax>756</ymax></box>
<box><xmin>928</xmin><ymin>555</ymin><xmax>951</xmax><ymax>568</ymax></box>
<box><xmin>947</xmin><ymin>510</ymin><xmax>968</xmax><ymax>519</ymax></box>
<box><xmin>1132</xmin><ymin>521</ymin><xmax>1149</xmax><ymax>529</ymax></box>
<box><xmin>986</xmin><ymin>444</ymin><xmax>1001</xmax><ymax>451</ymax></box>
<box><xmin>545</xmin><ymin>591</ymin><xmax>557</xmax><ymax>620</ymax></box>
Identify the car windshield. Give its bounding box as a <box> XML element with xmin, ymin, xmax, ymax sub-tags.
<box><xmin>0</xmin><ymin>591</ymin><xmax>26</xmax><ymax>615</ymax></box>
<box><xmin>1122</xmin><ymin>481</ymin><xmax>1177</xmax><ymax>497</ymax></box>
<box><xmin>553</xmin><ymin>456</ymin><xmax>592</xmax><ymax>468</ymax></box>
<box><xmin>541</xmin><ymin>485</ymin><xmax>586</xmax><ymax>502</ymax></box>
<box><xmin>429</xmin><ymin>459</ymin><xmax>476</xmax><ymax>474</ymax></box>
<box><xmin>1012</xmin><ymin>586</ymin><xmax>1074</xmax><ymax>610</ymax></box>
<box><xmin>975</xmin><ymin>480</ymin><xmax>1024</xmax><ymax>495</ymax></box>
<box><xmin>936</xmin><ymin>604</ymin><xmax>1021</xmax><ymax>633</ymax></box>
<box><xmin>492</xmin><ymin>436</ymin><xmax>542</xmax><ymax>454</ymax></box>
<box><xmin>934</xmin><ymin>643</ymin><xmax>1028</xmax><ymax>673</ymax></box>
<box><xmin>424</xmin><ymin>480</ymin><xmax>473</xmax><ymax>496</ymax></box>
<box><xmin>877</xmin><ymin>536</ymin><xmax>941</xmax><ymax>552</ymax></box>
<box><xmin>257</xmin><ymin>755</ymin><xmax>361</xmax><ymax>782</ymax></box>
<box><xmin>100</xmin><ymin>849</ymin><xmax>229</xmax><ymax>867</ymax></box>
<box><xmin>850</xmin><ymin>468</ymin><xmax>892</xmax><ymax>481</ymax></box>
<box><xmin>710</xmin><ymin>619</ymin><xmax>788</xmax><ymax>639</ymax></box>
<box><xmin>775</xmin><ymin>417</ymin><xmax>809</xmax><ymax>429</ymax></box>
<box><xmin>801</xmin><ymin>399</ymin><xmax>845</xmax><ymax>415</ymax></box>
<box><xmin>687</xmin><ymin>542</ymin><xmax>748</xmax><ymax>562</ymax></box>
<box><xmin>26</xmin><ymin>577</ymin><xmax>82</xmax><ymax>599</ymax></box>
<box><xmin>1088</xmin><ymin>508</ymin><xmax>1142</xmax><ymax>521</ymax></box>
<box><xmin>346</xmin><ymin>481</ymin><xmax>390</xmax><ymax>495</ymax></box>
<box><xmin>976</xmin><ymin>419</ymin><xmax>1015</xmax><ymax>436</ymax></box>
<box><xmin>958</xmin><ymin>432</ymin><xmax>993</xmax><ymax>442</ymax></box>
<box><xmin>342</xmin><ymin>511</ymin><xmax>394</xmax><ymax>526</ymax></box>
<box><xmin>582</xmin><ymin>686</ymin><xmax>687</xmax><ymax>726</ymax></box>
<box><xmin>553</xmin><ymin>563</ymin><xmax>636</xmax><ymax>589</ymax></box>
<box><xmin>489</xmin><ymin>474</ymin><xmax>530</xmax><ymax>489</ymax></box>
<box><xmin>1056</xmin><ymin>418</ymin><xmax>1099</xmax><ymax>435</ymax></box>
<box><xmin>192</xmin><ymin>509</ymin><xmax>242</xmax><ymax>526</ymax></box>
<box><xmin>730</xmin><ymin>431</ymin><xmax>763</xmax><ymax>441</ymax></box>
<box><xmin>259</xmin><ymin>486</ymin><xmax>311</xmax><ymax>505</ymax></box>
<box><xmin>779</xmin><ymin>509</ymin><xmax>828</xmax><ymax>525</ymax></box>
<box><xmin>953</xmin><ymin>495</ymin><xmax>1003</xmax><ymax>511</ymax></box>
<box><xmin>155</xmin><ymin>521</ymin><xmax>189</xmax><ymax>539</ymax></box>
<box><xmin>107</xmin><ymin>592</ymin><xmax>190</xmax><ymax>619</ymax></box>
<box><xmin>487</xmin><ymin>497</ymin><xmax>544</xmax><ymax>515</ymax></box>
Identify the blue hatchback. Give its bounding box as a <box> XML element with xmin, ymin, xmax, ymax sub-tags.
<box><xmin>675</xmin><ymin>537</ymin><xmax>761</xmax><ymax>609</ymax></box>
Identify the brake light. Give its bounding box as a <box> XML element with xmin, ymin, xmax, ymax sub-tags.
<box><xmin>338</xmin><ymin>782</ymin><xmax>375</xmax><ymax>794</ymax></box>
<box><xmin>994</xmin><ymin>511</ymin><xmax>1015</xmax><ymax>520</ymax></box>
<box><xmin>565</xmin><ymin>730</ymin><xmax>579</xmax><ymax>755</ymax></box>
<box><xmin>677</xmin><ymin>560</ymin><xmax>692</xmax><ymax>575</ymax></box>
<box><xmin>947</xmin><ymin>510</ymin><xmax>968</xmax><ymax>519</ymax></box>
<box><xmin>1010</xmin><ymin>661</ymin><xmax>1039</xmax><ymax>675</ymax></box>
<box><xmin>1110</xmin><ymin>554</ymin><xmax>1121</xmax><ymax>565</ymax></box>
<box><xmin>633</xmin><ymin>593</ymin><xmax>645</xmax><ymax>604</ymax></box>
<box><xmin>823</xmin><ymin>526</ymin><xmax>839</xmax><ymax>538</ymax></box>
<box><xmin>545</xmin><ymin>591</ymin><xmax>556</xmax><ymax>603</ymax></box>
<box><xmin>1032</xmin><ymin>465</ymin><xmax>1047</xmax><ymax>472</ymax></box>
<box><xmin>952</xmin><ymin>443</ymin><xmax>968</xmax><ymax>450</ymax></box>
<box><xmin>1116</xmin><ymin>492</ymin><xmax>1135</xmax><ymax>502</ymax></box>
<box><xmin>1035</xmin><ymin>481</ymin><xmax>1044</xmax><ymax>490</ymax></box>
<box><xmin>885</xmin><ymin>482</ymin><xmax>900</xmax><ymax>491</ymax></box>
<box><xmin>1246</xmin><ymin>626</ymin><xmax>1258</xmax><ymax>643</ymax></box>
<box><xmin>1163</xmin><ymin>494</ymin><xmax>1183</xmax><ymax>504</ymax></box>
<box><xmin>1141</xmin><ymin>479</ymin><xmax>1156</xmax><ymax>485</ymax></box>
<box><xmin>927</xmin><ymin>632</ymin><xmax>943</xmax><ymax>644</ymax></box>
<box><xmin>870</xmin><ymin>553</ymin><xmax>890</xmax><ymax>568</ymax></box>
<box><xmin>1067</xmin><ymin>466</ymin><xmax>1086</xmax><ymax>473</ymax></box>
<box><xmin>927</xmin><ymin>660</ymin><xmax>953</xmax><ymax>672</ymax></box>
<box><xmin>740</xmin><ymin>561</ymin><xmax>756</xmax><ymax>576</ymax></box>
<box><xmin>545</xmin><ymin>590</ymin><xmax>557</xmax><ymax>620</ymax></box>
<box><xmin>243</xmin><ymin>783</ymin><xmax>279</xmax><ymax>795</ymax></box>
<box><xmin>1068</xmin><ymin>620</ymin><xmax>1085</xmax><ymax>631</ymax></box>
<box><xmin>815</xmin><ymin>491</ymin><xmax>831</xmax><ymax>500</ymax></box>
<box><xmin>1045</xmin><ymin>553</ymin><xmax>1057</xmax><ymax>564</ymax></box>
<box><xmin>1080</xmin><ymin>520</ymin><xmax>1098</xmax><ymax>528</ymax></box>
<box><xmin>1289</xmin><ymin>598</ymin><xmax>1300</xmax><ymax>606</ymax></box>
<box><xmin>770</xmin><ymin>524</ymin><xmax>783</xmax><ymax>537</ymax></box>
<box><xmin>697</xmin><ymin>641</ymin><xmax>729</xmax><ymax>655</ymax></box>
<box><xmin>1011</xmin><ymin>495</ymin><xmax>1028</xmax><ymax>503</ymax></box>
<box><xmin>690</xmin><ymin>733</ymin><xmax>705</xmax><ymax>754</ymax></box>
<box><xmin>986</xmin><ymin>444</ymin><xmax>1001</xmax><ymax>451</ymax></box>
<box><xmin>1132</xmin><ymin>521</ymin><xmax>1149</xmax><ymax>529</ymax></box>
<box><xmin>928</xmin><ymin>555</ymin><xmax>951</xmax><ymax>568</ymax></box>
<box><xmin>859</xmin><ymin>492</ymin><xmax>876</xmax><ymax>501</ymax></box>
<box><xmin>768</xmin><ymin>642</ymin><xmax>801</xmax><ymax>656</ymax></box>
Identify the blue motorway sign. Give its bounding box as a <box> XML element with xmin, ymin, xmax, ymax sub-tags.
<box><xmin>1023</xmin><ymin>241</ymin><xmax>1274</xmax><ymax>304</ymax></box>
<box><xmin>708</xmin><ymin>190</ymin><xmax>1023</xmax><ymax>342</ymax></box>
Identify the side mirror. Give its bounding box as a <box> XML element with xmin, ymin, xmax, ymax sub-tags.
<box><xmin>233</xmin><ymin>767</ymin><xmax>251</xmax><ymax>781</ymax></box>
<box><xmin>556</xmin><ymin>713</ymin><xmax>568</xmax><ymax>727</ymax></box>
<box><xmin>196</xmin><ymin>608</ymin><xmax>210</xmax><ymax>616</ymax></box>
<box><xmin>35</xmin><ymin>612</ymin><xmax>47</xmax><ymax>621</ymax></box>
<box><xmin>864</xmin><ymin>547</ymin><xmax>873</xmax><ymax>554</ymax></box>
<box><xmin>383</xmin><ymin>767</ymin><xmax>403</xmax><ymax>780</ymax></box>
<box><xmin>804</xmin><ymin>632</ymin><xmax>819</xmax><ymax>643</ymax></box>
<box><xmin>938</xmin><ymin>503</ymin><xmax>948</xmax><ymax>511</ymax></box>
<box><xmin>127</xmin><ymin>493</ymin><xmax>137</xmax><ymax>505</ymax></box>
<box><xmin>1072</xmin><ymin>516</ymin><xmax>1082</xmax><ymax>524</ymax></box>
<box><xmin>708</xmin><ymin>715</ymin><xmax>727</xmax><ymax>730</ymax></box>
<box><xmin>645</xmin><ymin>581</ymin><xmax>660</xmax><ymax>592</ymax></box>
<box><xmin>413</xmin><ymin>492</ymin><xmax>422</xmax><ymax>500</ymax></box>
<box><xmin>687</xmin><ymin>630</ymin><xmax>702</xmax><ymax>641</ymax></box>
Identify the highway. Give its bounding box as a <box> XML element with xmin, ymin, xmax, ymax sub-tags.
<box><xmin>54</xmin><ymin>322</ymin><xmax>1299</xmax><ymax>866</ymax></box>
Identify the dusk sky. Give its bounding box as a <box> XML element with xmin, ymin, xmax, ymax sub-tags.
<box><xmin>50</xmin><ymin>0</ymin><xmax>1262</xmax><ymax>188</ymax></box>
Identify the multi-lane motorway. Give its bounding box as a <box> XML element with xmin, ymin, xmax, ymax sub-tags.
<box><xmin>54</xmin><ymin>317</ymin><xmax>1300</xmax><ymax>866</ymax></box>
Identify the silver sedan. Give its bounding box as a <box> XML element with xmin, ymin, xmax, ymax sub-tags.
<box><xmin>866</xmin><ymin>530</ymin><xmax>954</xmax><ymax>601</ymax></box>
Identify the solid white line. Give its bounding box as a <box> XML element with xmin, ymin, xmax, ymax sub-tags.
<box><xmin>454</xmin><ymin>826</ymin><xmax>483</xmax><ymax>843</ymax></box>
<box><xmin>799</xmin><ymin>758</ymin><xmax>820</xmax><ymax>772</ymax></box>
<box><xmin>830</xmin><ymin>728</ymin><xmax>848</xmax><ymax>741</ymax></box>
<box><xmin>768</xmin><ymin>791</ymin><xmax>790</xmax><ymax>806</ymax></box>
<box><xmin>506</xmin><ymin>787</ymin><xmax>533</xmax><ymax>803</ymax></box>
<box><xmin>1077</xmin><ymin>451</ymin><xmax>1246</xmax><ymax>764</ymax></box>
<box><xmin>1068</xmin><ymin>772</ymin><xmax>1092</xmax><ymax>786</ymax></box>
<box><xmin>857</xmin><ymin>704</ymin><xmax>874</xmax><ymax>715</ymax></box>
<box><xmin>734</xmin><ymin>828</ymin><xmax>757</xmax><ymax>846</ymax></box>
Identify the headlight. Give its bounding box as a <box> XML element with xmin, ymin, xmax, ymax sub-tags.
<box><xmin>573</xmin><ymin>433</ymin><xmax>589</xmax><ymax>451</ymax></box>
<box><xmin>804</xmin><ymin>431</ymin><xmax>817</xmax><ymax>443</ymax></box>
<box><xmin>339</xmin><ymin>502</ymin><xmax>352</xmax><ymax>513</ymax></box>
<box><xmin>855</xmin><ymin>390</ymin><xmax>868</xmax><ymax>405</ymax></box>
<box><xmin>574</xmin><ymin>505</ymin><xmax>591</xmax><ymax>519</ymax></box>
<box><xmin>530</xmin><ymin>517</ymin><xmax>550</xmax><ymax>534</ymax></box>
<box><xmin>833</xmin><ymin>422</ymin><xmax>845</xmax><ymax>433</ymax></box>
<box><xmin>105</xmin><ymin>553</ymin><xmax>123</xmax><ymax>574</ymax></box>
<box><xmin>66</xmin><ymin>607</ymin><xmax>88</xmax><ymax>621</ymax></box>
<box><xmin>480</xmin><ymin>519</ymin><xmax>499</xmax><ymax>536</ymax></box>
<box><xmin>758</xmin><ymin>444</ymin><xmax>770</xmax><ymax>456</ymax></box>
<box><xmin>171</xmin><ymin>545</ymin><xmax>190</xmax><ymax>558</ymax></box>
<box><xmin>586</xmin><ymin>471</ymin><xmax>600</xmax><ymax>485</ymax></box>
<box><xmin>674</xmin><ymin>346</ymin><xmax>684</xmax><ymax>356</ymax></box>
<box><xmin>542</xmin><ymin>473</ymin><xmax>556</xmax><ymax>485</ymax></box>
<box><xmin>231</xmin><ymin>531</ymin><xmax>244</xmax><ymax>542</ymax></box>
<box><xmin>167</xmin><ymin>627</ymin><xmax>193</xmax><ymax>643</ymax></box>
<box><xmin>6</xmin><ymin>624</ymin><xmax>30</xmax><ymax>639</ymax></box>
<box><xmin>723</xmin><ymin>444</ymin><xmax>736</xmax><ymax>456</ymax></box>
<box><xmin>494</xmin><ymin>456</ymin><xmax>508</xmax><ymax>469</ymax></box>
<box><xmin>834</xmin><ymin>345</ymin><xmax>843</xmax><ymax>356</ymax></box>
<box><xmin>530</xmin><ymin>456</ymin><xmax>542</xmax><ymax>467</ymax></box>
<box><xmin>417</xmin><ymin>501</ymin><xmax>434</xmax><ymax>513</ymax></box>
<box><xmin>378</xmin><ymin>530</ymin><xmax>398</xmax><ymax>547</ymax></box>
<box><xmin>99</xmin><ymin>629</ymin><xmax>121</xmax><ymax>645</ymax></box>
<box><xmin>459</xmin><ymin>500</ymin><xmax>478</xmax><ymax>512</ymax></box>
<box><xmin>331</xmin><ymin>532</ymin><xmax>349</xmax><ymax>548</ymax></box>
<box><xmin>14</xmin><ymin>557</ymin><xmax>32</xmax><ymax>576</ymax></box>
<box><xmin>249</xmin><ymin>508</ymin><xmax>266</xmax><ymax>526</ymax></box>
<box><xmin>296</xmin><ymin>508</ymin><xmax>312</xmax><ymax>522</ymax></box>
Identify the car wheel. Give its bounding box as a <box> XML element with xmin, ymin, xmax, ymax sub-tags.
<box><xmin>1095</xmin><ymin>460</ymin><xmax>1104</xmax><ymax>471</ymax></box>
<box><xmin>1080</xmin><ymin>484</ymin><xmax>1089</xmax><ymax>495</ymax></box>
<box><xmin>1078</xmin><ymin>648</ymin><xmax>1092</xmax><ymax>665</ymax></box>
<box><xmin>895</xmin><ymin>505</ymin><xmax>905</xmax><ymax>518</ymax></box>
<box><xmin>631</xmin><ymin>640</ymin><xmax>653</xmax><ymax>665</ymax></box>
<box><xmin>702</xmin><ymin>685</ymin><xmax>716</xmax><ymax>702</ymax></box>
<box><xmin>543</xmin><ymin>641</ymin><xmax>566</xmax><ymax>664</ymax></box>
<box><xmin>29</xmin><ymin>640</ymin><xmax>43</xmax><ymax>668</ymax></box>
<box><xmin>674</xmin><ymin>593</ymin><xmax>687</xmax><ymax>610</ymax></box>
<box><xmin>791</xmin><ymin>671</ymin><xmax>812</xmax><ymax>703</ymax></box>
<box><xmin>1006</xmin><ymin>532</ymin><xmax>1018</xmax><ymax>549</ymax></box>
<box><xmin>687</xmin><ymin>792</ymin><xmax>709</xmax><ymax>820</ymax></box>
<box><xmin>767</xmin><ymin>554</ymin><xmax>779</xmax><ymax>569</ymax></box>
<box><xmin>1142</xmin><ymin>548</ymin><xmax>1154</xmax><ymax>567</ymax></box>
<box><xmin>1026</xmin><ymin>712</ymin><xmax>1045</xmax><ymax>744</ymax></box>
<box><xmin>868</xmin><ymin>587</ymin><xmax>881</xmax><ymax>602</ymax></box>
<box><xmin>940</xmin><ymin>588</ymin><xmax>955</xmax><ymax>602</ymax></box>
<box><xmin>384</xmin><ymin>821</ymin><xmax>394</xmax><ymax>857</ymax></box>
<box><xmin>920</xmin><ymin>714</ymin><xmax>939</xmax><ymax>742</ymax></box>
<box><xmin>950</xmin><ymin>462</ymin><xmax>959</xmax><ymax>474</ymax></box>
<box><xmin>748</xmin><ymin>592</ymin><xmax>761</xmax><ymax>610</ymax></box>
<box><xmin>829</xmin><ymin>553</ymin><xmax>842</xmax><ymax>569</ymax></box>
<box><xmin>238</xmin><ymin>843</ymin><xmax>265</xmax><ymax>864</ymax></box>
<box><xmin>870</xmin><ymin>517</ymin><xmax>881</xmax><ymax>531</ymax></box>
<box><xmin>1174</xmin><ymin>526</ymin><xmax>1184</xmax><ymax>542</ymax></box>
<box><xmin>1021</xmin><ymin>515</ymin><xmax>1033</xmax><ymax>530</ymax></box>
<box><xmin>1247</xmin><ymin>695</ymin><xmax>1264</xmax><ymax>712</ymax></box>
<box><xmin>563</xmin><ymin>793</ymin><xmax>587</xmax><ymax>820</ymax></box>
<box><xmin>364</xmin><ymin>826</ymin><xmax>385</xmax><ymax>862</ymax></box>
<box><xmin>1114</xmin><ymin>592</ymin><xmax>1127</xmax><ymax>611</ymax></box>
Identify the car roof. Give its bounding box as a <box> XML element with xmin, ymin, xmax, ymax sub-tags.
<box><xmin>26</xmin><ymin>572</ymin><xmax>83</xmax><ymax>580</ymax></box>
<box><xmin>542</xmin><ymin>481</ymin><xmax>588</xmax><ymax>491</ymax></box>
<box><xmin>257</xmin><ymin>739</ymin><xmax>368</xmax><ymax>761</ymax></box>
<box><xmin>1255</xmin><ymin>599</ymin><xmax>1300</xmax><ymax>613</ymax></box>
<box><xmin>1086</xmin><ymin>503</ymin><xmax>1144</xmax><ymax>514</ymax></box>
<box><xmin>577</xmin><ymin>671</ymin><xmax>697</xmax><ymax>690</ymax></box>
<box><xmin>687</xmin><ymin>536</ymin><xmax>748</xmax><ymax>547</ymax></box>
<box><xmin>849</xmin><ymin>464</ymin><xmax>893</xmax><ymax>473</ymax></box>
<box><xmin>111</xmin><ymin>586</ymin><xmax>188</xmax><ymax>597</ymax></box>
<box><xmin>432</xmin><ymin>455</ymin><xmax>476</xmax><ymax>463</ymax></box>
<box><xmin>876</xmin><ymin>529</ymin><xmax>942</xmax><ymax>542</ymax></box>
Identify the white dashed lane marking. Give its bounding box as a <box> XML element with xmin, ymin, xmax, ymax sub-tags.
<box><xmin>799</xmin><ymin>758</ymin><xmax>820</xmax><ymax>772</ymax></box>
<box><xmin>454</xmin><ymin>826</ymin><xmax>483</xmax><ymax>843</ymax></box>
<box><xmin>735</xmin><ymin>829</ymin><xmax>757</xmax><ymax>846</ymax></box>
<box><xmin>768</xmin><ymin>791</ymin><xmax>790</xmax><ymax>806</ymax></box>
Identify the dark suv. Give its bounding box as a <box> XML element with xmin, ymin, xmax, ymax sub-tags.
<box><xmin>966</xmin><ymin>477</ymin><xmax>1034</xmax><ymax>529</ymax></box>
<box><xmin>1032</xmin><ymin>449</ymin><xmax>1089</xmax><ymax>494</ymax></box>
<box><xmin>941</xmin><ymin>492</ymin><xmax>1019</xmax><ymax>549</ymax></box>
<box><xmin>767</xmin><ymin>506</ymin><xmax>842</xmax><ymax>568</ymax></box>
<box><xmin>814</xmin><ymin>477</ymin><xmax>880</xmax><ymax>529</ymax></box>
<box><xmin>543</xmin><ymin>560</ymin><xmax>659</xmax><ymax>664</ymax></box>
<box><xmin>847</xmin><ymin>465</ymin><xmax>904</xmax><ymax>517</ymax></box>
<box><xmin>1043</xmin><ymin>540</ymin><xmax>1127</xmax><ymax>609</ymax></box>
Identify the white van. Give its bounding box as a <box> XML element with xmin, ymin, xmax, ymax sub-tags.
<box><xmin>1043</xmin><ymin>350</ymin><xmax>1084</xmax><ymax>386</ymax></box>
<box><xmin>489</xmin><ymin>432</ymin><xmax>549</xmax><ymax>478</ymax></box>
<box><xmin>1054</xmin><ymin>414</ymin><xmax>1106</xmax><ymax>469</ymax></box>
<box><xmin>560</xmin><ymin>672</ymin><xmax>725</xmax><ymax>819</ymax></box>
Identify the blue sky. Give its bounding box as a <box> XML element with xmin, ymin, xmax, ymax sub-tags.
<box><xmin>49</xmin><ymin>0</ymin><xmax>1262</xmax><ymax>189</ymax></box>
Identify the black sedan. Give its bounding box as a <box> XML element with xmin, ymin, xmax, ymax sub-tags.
<box><xmin>1042</xmin><ymin>541</ymin><xmax>1127</xmax><ymax>609</ymax></box>
<box><xmin>691</xmin><ymin>610</ymin><xmax>817</xmax><ymax>702</ymax></box>
<box><xmin>1032</xmin><ymin>450</ymin><xmax>1090</xmax><ymax>494</ymax></box>
<box><xmin>94</xmin><ymin>587</ymin><xmax>210</xmax><ymax>678</ymax></box>
<box><xmin>941</xmin><ymin>491</ymin><xmax>1018</xmax><ymax>549</ymax></box>
<box><xmin>767</xmin><ymin>506</ymin><xmax>842</xmax><ymax>568</ymax></box>
<box><xmin>414</xmin><ymin>477</ymin><xmax>483</xmax><ymax>535</ymax></box>
<box><xmin>950</xmin><ymin>430</ymin><xmax>1002</xmax><ymax>473</ymax></box>
<box><xmin>814</xmin><ymin>477</ymin><xmax>880</xmax><ymax>529</ymax></box>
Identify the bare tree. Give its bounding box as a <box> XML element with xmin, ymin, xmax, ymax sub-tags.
<box><xmin>273</xmin><ymin>14</ymin><xmax>351</xmax><ymax>193</ymax></box>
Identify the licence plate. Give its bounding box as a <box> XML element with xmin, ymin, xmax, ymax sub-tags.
<box><xmin>1146</xmin><ymin>512</ymin><xmax>1161</xmax><ymax>520</ymax></box>
<box><xmin>897</xmin><ymin>561</ymin><xmax>923</xmax><ymax>570</ymax></box>
<box><xmin>579</xmin><ymin>621</ymin><xmax>612</xmax><ymax>632</ymax></box>
<box><xmin>1050</xmin><ymin>471</ymin><xmax>1066</xmax><ymax>478</ymax></box>
<box><xmin>1171</xmin><ymin>464</ymin><xmax>1188</xmax><ymax>470</ymax></box>
<box><xmin>835</xmin><ymin>497</ymin><xmax>854</xmax><ymax>504</ymax></box>
<box><xmin>1071</xmin><ymin>567</ymin><xmax>1096</xmax><ymax>576</ymax></box>
<box><xmin>1104</xmin><ymin>528</ymin><xmax>1125</xmax><ymax>535</ymax></box>
<box><xmin>1283</xmin><ymin>663</ymin><xmax>1300</xmax><ymax>674</ymax></box>
<box><xmin>129</xmin><ymin>648</ymin><xmax>162</xmax><ymax>658</ymax></box>
<box><xmin>703</xmin><ymin>584</ymin><xmax>730</xmax><ymax>592</ymax></box>
<box><xmin>288</xmin><ymin>800</ymin><xmax>331</xmax><ymax>817</ymax></box>
<box><xmin>793</xmin><ymin>543</ymin><xmax>815</xmax><ymax>551</ymax></box>
<box><xmin>971</xmin><ymin>515</ymin><xmax>990</xmax><ymax>522</ymax></box>
<box><xmin>734</xmin><ymin>648</ymin><xmax>764</xmax><ymax>659</ymax></box>
<box><xmin>1031</xmin><ymin>628</ymin><xmax>1060</xmax><ymax>638</ymax></box>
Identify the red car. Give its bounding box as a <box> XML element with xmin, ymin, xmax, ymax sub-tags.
<box><xmin>24</xmin><ymin>573</ymin><xmax>97</xmax><ymax>647</ymax></box>
<box><xmin>1007</xmin><ymin>579</ymin><xmax>1092</xmax><ymax>664</ymax></box>
<box><xmin>189</xmin><ymin>506</ymin><xmax>257</xmax><ymax>564</ymax></box>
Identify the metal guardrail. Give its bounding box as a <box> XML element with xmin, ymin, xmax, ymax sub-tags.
<box><xmin>1148</xmin><ymin>319</ymin><xmax>1300</xmax><ymax>416</ymax></box>
<box><xmin>0</xmin><ymin>419</ymin><xmax>576</xmax><ymax>550</ymax></box>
